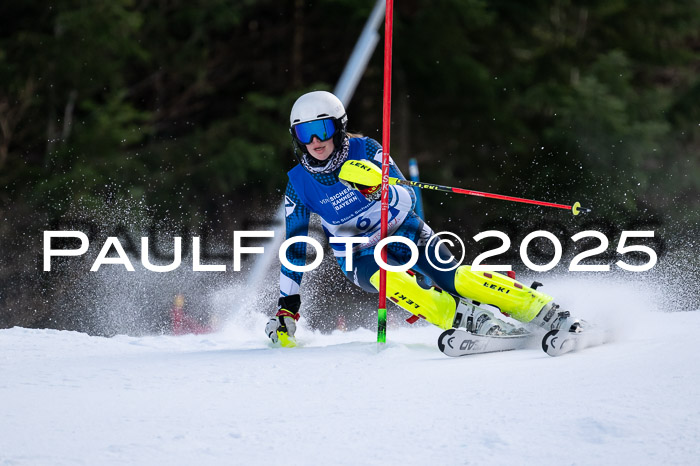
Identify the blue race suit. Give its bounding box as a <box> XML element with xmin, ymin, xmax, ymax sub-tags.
<box><xmin>280</xmin><ymin>136</ymin><xmax>459</xmax><ymax>298</ymax></box>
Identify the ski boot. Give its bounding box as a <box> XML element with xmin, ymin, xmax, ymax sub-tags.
<box><xmin>530</xmin><ymin>302</ymin><xmax>584</xmax><ymax>333</ymax></box>
<box><xmin>452</xmin><ymin>298</ymin><xmax>527</xmax><ymax>336</ymax></box>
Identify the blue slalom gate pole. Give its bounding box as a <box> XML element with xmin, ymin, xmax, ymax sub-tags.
<box><xmin>408</xmin><ymin>158</ymin><xmax>425</xmax><ymax>219</ymax></box>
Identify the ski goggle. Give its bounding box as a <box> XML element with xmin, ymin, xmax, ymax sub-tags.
<box><xmin>292</xmin><ymin>118</ymin><xmax>337</xmax><ymax>144</ymax></box>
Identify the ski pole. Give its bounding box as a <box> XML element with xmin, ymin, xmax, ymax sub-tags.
<box><xmin>339</xmin><ymin>159</ymin><xmax>591</xmax><ymax>216</ymax></box>
<box><xmin>393</xmin><ymin>178</ymin><xmax>590</xmax><ymax>216</ymax></box>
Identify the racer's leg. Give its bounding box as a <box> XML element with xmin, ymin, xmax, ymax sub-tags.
<box><xmin>337</xmin><ymin>246</ymin><xmax>458</xmax><ymax>329</ymax></box>
<box><xmin>335</xmin><ymin>214</ymin><xmax>560</xmax><ymax>332</ymax></box>
<box><xmin>407</xmin><ymin>244</ymin><xmax>530</xmax><ymax>333</ymax></box>
<box><xmin>446</xmin><ymin>265</ymin><xmax>575</xmax><ymax>331</ymax></box>
<box><xmin>451</xmin><ymin>266</ymin><xmax>554</xmax><ymax>323</ymax></box>
<box><xmin>339</xmin><ymin>246</ymin><xmax>522</xmax><ymax>334</ymax></box>
<box><xmin>408</xmin><ymin>232</ymin><xmax>557</xmax><ymax>326</ymax></box>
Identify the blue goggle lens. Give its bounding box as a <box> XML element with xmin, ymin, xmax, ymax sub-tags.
<box><xmin>293</xmin><ymin>118</ymin><xmax>337</xmax><ymax>144</ymax></box>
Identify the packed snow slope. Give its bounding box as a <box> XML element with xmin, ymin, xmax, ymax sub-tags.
<box><xmin>1</xmin><ymin>277</ymin><xmax>699</xmax><ymax>466</ymax></box>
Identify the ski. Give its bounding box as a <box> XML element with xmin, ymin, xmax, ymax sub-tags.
<box><xmin>541</xmin><ymin>327</ymin><xmax>611</xmax><ymax>357</ymax></box>
<box><xmin>437</xmin><ymin>328</ymin><xmax>536</xmax><ymax>357</ymax></box>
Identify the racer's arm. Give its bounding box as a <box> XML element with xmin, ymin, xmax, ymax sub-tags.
<box><xmin>267</xmin><ymin>181</ymin><xmax>309</xmax><ymax>347</ymax></box>
<box><xmin>280</xmin><ymin>180</ymin><xmax>310</xmax><ymax>298</ymax></box>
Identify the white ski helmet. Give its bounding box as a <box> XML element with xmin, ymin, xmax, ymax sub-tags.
<box><xmin>289</xmin><ymin>91</ymin><xmax>349</xmax><ymax>171</ymax></box>
<box><xmin>289</xmin><ymin>90</ymin><xmax>347</xmax><ymax>127</ymax></box>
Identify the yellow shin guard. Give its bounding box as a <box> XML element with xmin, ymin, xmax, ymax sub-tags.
<box><xmin>369</xmin><ymin>270</ymin><xmax>458</xmax><ymax>329</ymax></box>
<box><xmin>369</xmin><ymin>266</ymin><xmax>554</xmax><ymax>329</ymax></box>
<box><xmin>453</xmin><ymin>265</ymin><xmax>553</xmax><ymax>323</ymax></box>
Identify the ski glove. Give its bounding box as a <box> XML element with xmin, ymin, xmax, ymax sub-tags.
<box><xmin>265</xmin><ymin>294</ymin><xmax>301</xmax><ymax>347</ymax></box>
<box><xmin>339</xmin><ymin>178</ymin><xmax>381</xmax><ymax>202</ymax></box>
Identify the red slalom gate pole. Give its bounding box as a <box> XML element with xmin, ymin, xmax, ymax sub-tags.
<box><xmin>378</xmin><ymin>0</ymin><xmax>393</xmax><ymax>344</ymax></box>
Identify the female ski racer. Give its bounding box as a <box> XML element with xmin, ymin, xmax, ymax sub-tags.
<box><xmin>265</xmin><ymin>91</ymin><xmax>575</xmax><ymax>347</ymax></box>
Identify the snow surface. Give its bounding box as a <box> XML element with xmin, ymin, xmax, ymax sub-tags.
<box><xmin>1</xmin><ymin>277</ymin><xmax>699</xmax><ymax>466</ymax></box>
